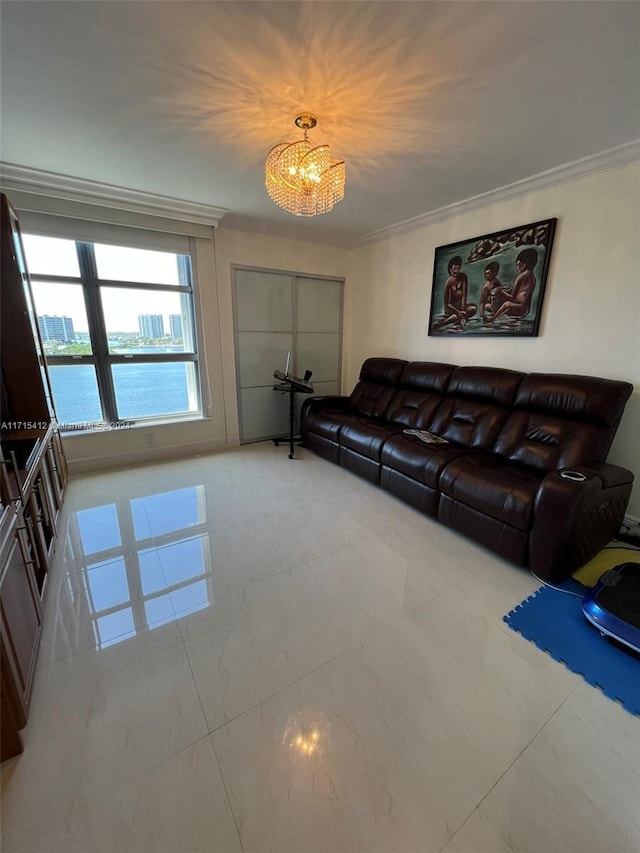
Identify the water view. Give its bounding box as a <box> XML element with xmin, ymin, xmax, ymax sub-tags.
<box><xmin>49</xmin><ymin>360</ymin><xmax>195</xmax><ymax>426</ymax></box>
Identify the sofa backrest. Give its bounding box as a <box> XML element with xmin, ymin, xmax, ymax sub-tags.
<box><xmin>348</xmin><ymin>357</ymin><xmax>408</xmax><ymax>418</ymax></box>
<box><xmin>428</xmin><ymin>366</ymin><xmax>525</xmax><ymax>449</ymax></box>
<box><xmin>493</xmin><ymin>374</ymin><xmax>633</xmax><ymax>471</ymax></box>
<box><xmin>384</xmin><ymin>362</ymin><xmax>457</xmax><ymax>428</ymax></box>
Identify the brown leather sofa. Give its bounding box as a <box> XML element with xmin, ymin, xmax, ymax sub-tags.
<box><xmin>300</xmin><ymin>358</ymin><xmax>634</xmax><ymax>581</ymax></box>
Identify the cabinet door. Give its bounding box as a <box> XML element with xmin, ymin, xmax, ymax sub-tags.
<box><xmin>46</xmin><ymin>445</ymin><xmax>63</xmax><ymax>507</ymax></box>
<box><xmin>26</xmin><ymin>490</ymin><xmax>50</xmax><ymax>593</ymax></box>
<box><xmin>37</xmin><ymin>464</ymin><xmax>58</xmax><ymax>539</ymax></box>
<box><xmin>52</xmin><ymin>431</ymin><xmax>68</xmax><ymax>491</ymax></box>
<box><xmin>22</xmin><ymin>501</ymin><xmax>47</xmax><ymax>597</ymax></box>
<box><xmin>44</xmin><ymin>432</ymin><xmax>68</xmax><ymax>506</ymax></box>
<box><xmin>0</xmin><ymin>514</ymin><xmax>43</xmax><ymax>723</ymax></box>
<box><xmin>1</xmin><ymin>645</ymin><xmax>25</xmax><ymax>760</ymax></box>
<box><xmin>0</xmin><ymin>454</ymin><xmax>13</xmax><ymax>507</ymax></box>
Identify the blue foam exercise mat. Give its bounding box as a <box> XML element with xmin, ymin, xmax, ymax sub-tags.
<box><xmin>504</xmin><ymin>585</ymin><xmax>640</xmax><ymax>716</ymax></box>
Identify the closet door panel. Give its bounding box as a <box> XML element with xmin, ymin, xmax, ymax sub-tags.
<box><xmin>240</xmin><ymin>387</ymin><xmax>290</xmax><ymax>442</ymax></box>
<box><xmin>235</xmin><ymin>270</ymin><xmax>292</xmax><ymax>332</ymax></box>
<box><xmin>296</xmin><ymin>278</ymin><xmax>342</xmax><ymax>333</ymax></box>
<box><xmin>237</xmin><ymin>332</ymin><xmax>293</xmax><ymax>387</ymax></box>
<box><xmin>295</xmin><ymin>333</ymin><xmax>340</xmax><ymax>383</ymax></box>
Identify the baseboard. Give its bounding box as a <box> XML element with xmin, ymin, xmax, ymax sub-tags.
<box><xmin>624</xmin><ymin>513</ymin><xmax>640</xmax><ymax>528</ymax></box>
<box><xmin>67</xmin><ymin>438</ymin><xmax>230</xmax><ymax>476</ymax></box>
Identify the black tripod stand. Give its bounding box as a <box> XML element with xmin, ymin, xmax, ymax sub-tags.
<box><xmin>272</xmin><ymin>369</ymin><xmax>314</xmax><ymax>459</ymax></box>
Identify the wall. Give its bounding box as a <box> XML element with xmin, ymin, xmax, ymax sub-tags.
<box><xmin>213</xmin><ymin>226</ymin><xmax>350</xmax><ymax>442</ymax></box>
<box><xmin>346</xmin><ymin>161</ymin><xmax>640</xmax><ymax>514</ymax></box>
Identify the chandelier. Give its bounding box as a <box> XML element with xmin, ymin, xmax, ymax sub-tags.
<box><xmin>265</xmin><ymin>114</ymin><xmax>345</xmax><ymax>217</ymax></box>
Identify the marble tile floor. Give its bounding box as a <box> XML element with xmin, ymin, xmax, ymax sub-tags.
<box><xmin>1</xmin><ymin>443</ymin><xmax>639</xmax><ymax>853</ymax></box>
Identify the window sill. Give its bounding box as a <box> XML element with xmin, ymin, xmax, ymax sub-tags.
<box><xmin>60</xmin><ymin>415</ymin><xmax>210</xmax><ymax>436</ymax></box>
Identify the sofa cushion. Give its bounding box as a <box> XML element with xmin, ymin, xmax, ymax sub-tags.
<box><xmin>383</xmin><ymin>361</ymin><xmax>456</xmax><ymax>428</ymax></box>
<box><xmin>492</xmin><ymin>374</ymin><xmax>634</xmax><ymax>471</ymax></box>
<box><xmin>339</xmin><ymin>419</ymin><xmax>403</xmax><ymax>461</ymax></box>
<box><xmin>514</xmin><ymin>374</ymin><xmax>632</xmax><ymax>428</ymax></box>
<box><xmin>304</xmin><ymin>407</ymin><xmax>355</xmax><ymax>442</ymax></box>
<box><xmin>380</xmin><ymin>434</ymin><xmax>472</xmax><ymax>488</ymax></box>
<box><xmin>445</xmin><ymin>366</ymin><xmax>525</xmax><ymax>407</ymax></box>
<box><xmin>348</xmin><ymin>358</ymin><xmax>408</xmax><ymax>420</ymax></box>
<box><xmin>428</xmin><ymin>366</ymin><xmax>525</xmax><ymax>450</ymax></box>
<box><xmin>439</xmin><ymin>455</ymin><xmax>543</xmax><ymax>530</ymax></box>
<box><xmin>349</xmin><ymin>382</ymin><xmax>397</xmax><ymax>420</ymax></box>
<box><xmin>359</xmin><ymin>357</ymin><xmax>408</xmax><ymax>385</ymax></box>
<box><xmin>398</xmin><ymin>361</ymin><xmax>456</xmax><ymax>394</ymax></box>
<box><xmin>493</xmin><ymin>411</ymin><xmax>611</xmax><ymax>472</ymax></box>
<box><xmin>384</xmin><ymin>389</ymin><xmax>444</xmax><ymax>429</ymax></box>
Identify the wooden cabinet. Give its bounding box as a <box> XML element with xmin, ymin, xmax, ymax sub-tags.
<box><xmin>1</xmin><ymin>193</ymin><xmax>67</xmax><ymax>760</ymax></box>
<box><xmin>1</xmin><ymin>426</ymin><xmax>64</xmax><ymax>597</ymax></box>
<box><xmin>0</xmin><ymin>508</ymin><xmax>43</xmax><ymax>752</ymax></box>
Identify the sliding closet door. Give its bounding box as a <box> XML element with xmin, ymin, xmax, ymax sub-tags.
<box><xmin>295</xmin><ymin>277</ymin><xmax>342</xmax><ymax>398</ymax></box>
<box><xmin>235</xmin><ymin>269</ymin><xmax>293</xmax><ymax>442</ymax></box>
<box><xmin>234</xmin><ymin>267</ymin><xmax>343</xmax><ymax>443</ymax></box>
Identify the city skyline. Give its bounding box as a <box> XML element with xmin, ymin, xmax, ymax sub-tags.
<box><xmin>29</xmin><ymin>282</ymin><xmax>188</xmax><ymax>335</ymax></box>
<box><xmin>36</xmin><ymin>312</ymin><xmax>186</xmax><ymax>345</ymax></box>
<box><xmin>23</xmin><ymin>234</ymin><xmax>191</xmax><ymax>334</ymax></box>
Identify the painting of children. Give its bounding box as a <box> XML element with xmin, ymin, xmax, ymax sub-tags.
<box><xmin>428</xmin><ymin>218</ymin><xmax>557</xmax><ymax>337</ymax></box>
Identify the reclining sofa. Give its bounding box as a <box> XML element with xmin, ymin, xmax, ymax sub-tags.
<box><xmin>300</xmin><ymin>358</ymin><xmax>634</xmax><ymax>581</ymax></box>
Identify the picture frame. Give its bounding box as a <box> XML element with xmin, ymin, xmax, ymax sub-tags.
<box><xmin>427</xmin><ymin>218</ymin><xmax>557</xmax><ymax>337</ymax></box>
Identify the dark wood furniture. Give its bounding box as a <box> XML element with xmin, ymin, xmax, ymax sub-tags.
<box><xmin>1</xmin><ymin>193</ymin><xmax>68</xmax><ymax>761</ymax></box>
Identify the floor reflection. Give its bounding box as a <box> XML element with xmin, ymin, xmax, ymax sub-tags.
<box><xmin>283</xmin><ymin>710</ymin><xmax>331</xmax><ymax>763</ymax></box>
<box><xmin>63</xmin><ymin>484</ymin><xmax>214</xmax><ymax>648</ymax></box>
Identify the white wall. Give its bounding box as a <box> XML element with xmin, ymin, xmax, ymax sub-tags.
<box><xmin>213</xmin><ymin>226</ymin><xmax>350</xmax><ymax>442</ymax></box>
<box><xmin>346</xmin><ymin>161</ymin><xmax>640</xmax><ymax>514</ymax></box>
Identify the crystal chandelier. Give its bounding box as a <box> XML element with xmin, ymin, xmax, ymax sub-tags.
<box><xmin>265</xmin><ymin>114</ymin><xmax>345</xmax><ymax>217</ymax></box>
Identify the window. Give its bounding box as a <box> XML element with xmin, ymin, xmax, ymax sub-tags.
<box><xmin>22</xmin><ymin>236</ymin><xmax>202</xmax><ymax>429</ymax></box>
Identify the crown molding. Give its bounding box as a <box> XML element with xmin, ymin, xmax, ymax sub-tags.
<box><xmin>0</xmin><ymin>162</ymin><xmax>228</xmax><ymax>227</ymax></box>
<box><xmin>3</xmin><ymin>138</ymin><xmax>638</xmax><ymax>247</ymax></box>
<box><xmin>350</xmin><ymin>139</ymin><xmax>640</xmax><ymax>248</ymax></box>
<box><xmin>218</xmin><ymin>213</ymin><xmax>353</xmax><ymax>248</ymax></box>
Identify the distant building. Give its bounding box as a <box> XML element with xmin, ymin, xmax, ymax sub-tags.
<box><xmin>138</xmin><ymin>314</ymin><xmax>164</xmax><ymax>338</ymax></box>
<box><xmin>38</xmin><ymin>314</ymin><xmax>75</xmax><ymax>343</ymax></box>
<box><xmin>169</xmin><ymin>314</ymin><xmax>183</xmax><ymax>338</ymax></box>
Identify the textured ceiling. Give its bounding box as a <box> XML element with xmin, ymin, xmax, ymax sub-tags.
<box><xmin>1</xmin><ymin>1</ymin><xmax>638</xmax><ymax>242</ymax></box>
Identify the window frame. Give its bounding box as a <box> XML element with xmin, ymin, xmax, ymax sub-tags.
<box><xmin>27</xmin><ymin>237</ymin><xmax>203</xmax><ymax>429</ymax></box>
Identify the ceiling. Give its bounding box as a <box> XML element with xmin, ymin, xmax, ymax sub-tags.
<box><xmin>1</xmin><ymin>1</ymin><xmax>639</xmax><ymax>244</ymax></box>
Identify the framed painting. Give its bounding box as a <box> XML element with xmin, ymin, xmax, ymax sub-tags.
<box><xmin>428</xmin><ymin>218</ymin><xmax>557</xmax><ymax>337</ymax></box>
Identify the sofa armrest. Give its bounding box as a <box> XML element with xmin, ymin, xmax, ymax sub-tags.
<box><xmin>303</xmin><ymin>395</ymin><xmax>351</xmax><ymax>410</ymax></box>
<box><xmin>530</xmin><ymin>463</ymin><xmax>634</xmax><ymax>582</ymax></box>
<box><xmin>300</xmin><ymin>395</ymin><xmax>351</xmax><ymax>439</ymax></box>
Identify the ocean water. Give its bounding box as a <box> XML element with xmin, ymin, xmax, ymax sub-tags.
<box><xmin>48</xmin><ymin>361</ymin><xmax>195</xmax><ymax>426</ymax></box>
